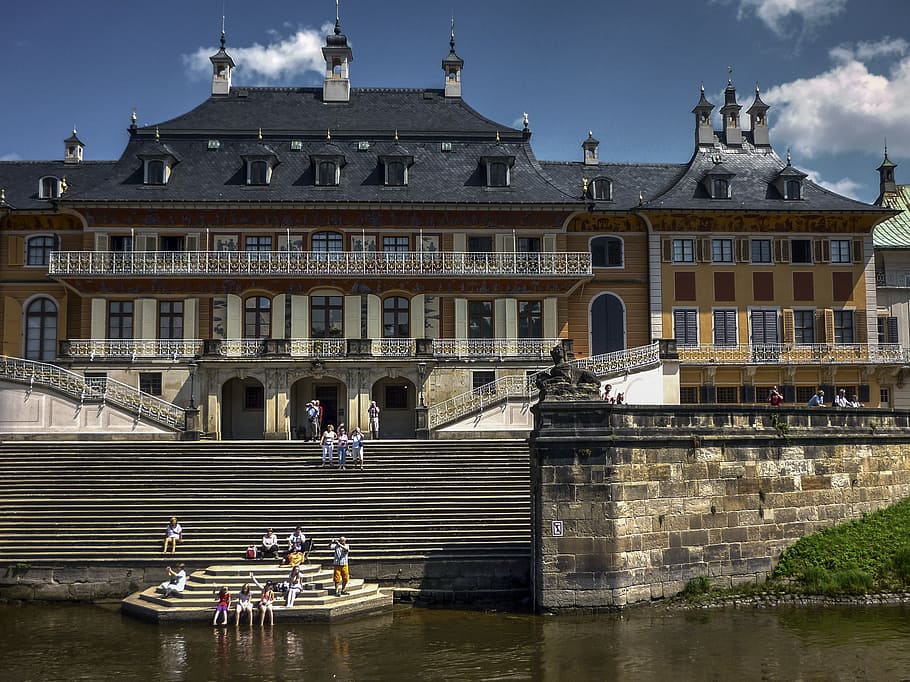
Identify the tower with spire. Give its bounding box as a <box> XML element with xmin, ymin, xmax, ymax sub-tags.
<box><xmin>692</xmin><ymin>84</ymin><xmax>715</xmax><ymax>148</ymax></box>
<box><xmin>210</xmin><ymin>18</ymin><xmax>235</xmax><ymax>96</ymax></box>
<box><xmin>878</xmin><ymin>146</ymin><xmax>898</xmax><ymax>198</ymax></box>
<box><xmin>323</xmin><ymin>2</ymin><xmax>353</xmax><ymax>103</ymax></box>
<box><xmin>747</xmin><ymin>84</ymin><xmax>770</xmax><ymax>146</ymax></box>
<box><xmin>64</xmin><ymin>129</ymin><xmax>84</xmax><ymax>164</ymax></box>
<box><xmin>442</xmin><ymin>17</ymin><xmax>464</xmax><ymax>98</ymax></box>
<box><xmin>720</xmin><ymin>72</ymin><xmax>742</xmax><ymax>145</ymax></box>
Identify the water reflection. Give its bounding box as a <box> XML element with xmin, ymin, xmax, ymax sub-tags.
<box><xmin>2</xmin><ymin>604</ymin><xmax>910</xmax><ymax>681</ymax></box>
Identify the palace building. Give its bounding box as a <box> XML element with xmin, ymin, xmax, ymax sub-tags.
<box><xmin>0</xmin><ymin>16</ymin><xmax>898</xmax><ymax>439</ymax></box>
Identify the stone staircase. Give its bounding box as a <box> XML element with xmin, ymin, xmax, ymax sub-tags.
<box><xmin>0</xmin><ymin>440</ymin><xmax>531</xmax><ymax>565</ymax></box>
<box><xmin>121</xmin><ymin>562</ymin><xmax>394</xmax><ymax>622</ymax></box>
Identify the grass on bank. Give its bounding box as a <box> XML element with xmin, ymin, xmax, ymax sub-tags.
<box><xmin>679</xmin><ymin>497</ymin><xmax>910</xmax><ymax>602</ymax></box>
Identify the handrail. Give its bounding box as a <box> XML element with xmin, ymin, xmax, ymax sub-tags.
<box><xmin>677</xmin><ymin>343</ymin><xmax>906</xmax><ymax>365</ymax></box>
<box><xmin>427</xmin><ymin>342</ymin><xmax>661</xmax><ymax>429</ymax></box>
<box><xmin>0</xmin><ymin>355</ymin><xmax>185</xmax><ymax>430</ymax></box>
<box><xmin>62</xmin><ymin>339</ymin><xmax>203</xmax><ymax>361</ymax></box>
<box><xmin>433</xmin><ymin>338</ymin><xmax>561</xmax><ymax>359</ymax></box>
<box><xmin>49</xmin><ymin>250</ymin><xmax>593</xmax><ymax>278</ymax></box>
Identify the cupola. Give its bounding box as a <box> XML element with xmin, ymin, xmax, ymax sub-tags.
<box><xmin>64</xmin><ymin>129</ymin><xmax>84</xmax><ymax>164</ymax></box>
<box><xmin>441</xmin><ymin>18</ymin><xmax>464</xmax><ymax>98</ymax></box>
<box><xmin>692</xmin><ymin>84</ymin><xmax>715</xmax><ymax>147</ymax></box>
<box><xmin>746</xmin><ymin>84</ymin><xmax>770</xmax><ymax>146</ymax></box>
<box><xmin>582</xmin><ymin>131</ymin><xmax>600</xmax><ymax>166</ymax></box>
<box><xmin>322</xmin><ymin>7</ymin><xmax>353</xmax><ymax>103</ymax></box>
<box><xmin>719</xmin><ymin>74</ymin><xmax>742</xmax><ymax>145</ymax></box>
<box><xmin>209</xmin><ymin>20</ymin><xmax>235</xmax><ymax>96</ymax></box>
<box><xmin>878</xmin><ymin>146</ymin><xmax>898</xmax><ymax>196</ymax></box>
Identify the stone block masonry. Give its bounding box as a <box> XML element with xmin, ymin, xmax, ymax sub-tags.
<box><xmin>530</xmin><ymin>403</ymin><xmax>910</xmax><ymax>612</ymax></box>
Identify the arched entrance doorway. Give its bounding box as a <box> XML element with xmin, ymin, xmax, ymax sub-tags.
<box><xmin>221</xmin><ymin>377</ymin><xmax>265</xmax><ymax>439</ymax></box>
<box><xmin>289</xmin><ymin>376</ymin><xmax>347</xmax><ymax>439</ymax></box>
<box><xmin>590</xmin><ymin>293</ymin><xmax>626</xmax><ymax>355</ymax></box>
<box><xmin>371</xmin><ymin>377</ymin><xmax>417</xmax><ymax>439</ymax></box>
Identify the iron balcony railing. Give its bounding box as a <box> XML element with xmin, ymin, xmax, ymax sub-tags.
<box><xmin>61</xmin><ymin>339</ymin><xmax>203</xmax><ymax>361</ymax></box>
<box><xmin>677</xmin><ymin>343</ymin><xmax>907</xmax><ymax>365</ymax></box>
<box><xmin>875</xmin><ymin>271</ymin><xmax>910</xmax><ymax>288</ymax></box>
<box><xmin>427</xmin><ymin>342</ymin><xmax>661</xmax><ymax>429</ymax></box>
<box><xmin>432</xmin><ymin>338</ymin><xmax>561</xmax><ymax>359</ymax></box>
<box><xmin>49</xmin><ymin>250</ymin><xmax>593</xmax><ymax>278</ymax></box>
<box><xmin>0</xmin><ymin>355</ymin><xmax>185</xmax><ymax>430</ymax></box>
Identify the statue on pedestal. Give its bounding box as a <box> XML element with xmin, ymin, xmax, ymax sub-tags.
<box><xmin>535</xmin><ymin>345</ymin><xmax>601</xmax><ymax>401</ymax></box>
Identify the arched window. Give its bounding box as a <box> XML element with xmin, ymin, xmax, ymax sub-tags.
<box><xmin>146</xmin><ymin>159</ymin><xmax>166</xmax><ymax>185</ymax></box>
<box><xmin>27</xmin><ymin>235</ymin><xmax>58</xmax><ymax>266</ymax></box>
<box><xmin>713</xmin><ymin>178</ymin><xmax>729</xmax><ymax>199</ymax></box>
<box><xmin>386</xmin><ymin>161</ymin><xmax>406</xmax><ymax>186</ymax></box>
<box><xmin>785</xmin><ymin>179</ymin><xmax>801</xmax><ymax>200</ymax></box>
<box><xmin>312</xmin><ymin>231</ymin><xmax>343</xmax><ymax>252</ymax></box>
<box><xmin>590</xmin><ymin>177</ymin><xmax>612</xmax><ymax>201</ymax></box>
<box><xmin>317</xmin><ymin>160</ymin><xmax>338</xmax><ymax>186</ymax></box>
<box><xmin>591</xmin><ymin>236</ymin><xmax>623</xmax><ymax>268</ymax></box>
<box><xmin>383</xmin><ymin>297</ymin><xmax>410</xmax><ymax>338</ymax></box>
<box><xmin>248</xmin><ymin>160</ymin><xmax>269</xmax><ymax>185</ymax></box>
<box><xmin>488</xmin><ymin>162</ymin><xmax>508</xmax><ymax>187</ymax></box>
<box><xmin>39</xmin><ymin>176</ymin><xmax>59</xmax><ymax>199</ymax></box>
<box><xmin>244</xmin><ymin>296</ymin><xmax>271</xmax><ymax>339</ymax></box>
<box><xmin>25</xmin><ymin>298</ymin><xmax>57</xmax><ymax>362</ymax></box>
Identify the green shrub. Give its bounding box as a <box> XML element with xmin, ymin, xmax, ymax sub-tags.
<box><xmin>892</xmin><ymin>547</ymin><xmax>910</xmax><ymax>584</ymax></box>
<box><xmin>831</xmin><ymin>569</ymin><xmax>873</xmax><ymax>594</ymax></box>
<box><xmin>799</xmin><ymin>566</ymin><xmax>833</xmax><ymax>594</ymax></box>
<box><xmin>683</xmin><ymin>576</ymin><xmax>712</xmax><ymax>597</ymax></box>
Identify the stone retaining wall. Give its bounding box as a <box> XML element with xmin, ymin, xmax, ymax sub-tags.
<box><xmin>530</xmin><ymin>403</ymin><xmax>910</xmax><ymax>612</ymax></box>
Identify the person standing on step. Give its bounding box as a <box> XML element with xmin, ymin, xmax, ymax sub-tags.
<box><xmin>321</xmin><ymin>424</ymin><xmax>336</xmax><ymax>467</ymax></box>
<box><xmin>330</xmin><ymin>536</ymin><xmax>350</xmax><ymax>597</ymax></box>
<box><xmin>212</xmin><ymin>585</ymin><xmax>231</xmax><ymax>625</ymax></box>
<box><xmin>337</xmin><ymin>426</ymin><xmax>349</xmax><ymax>471</ymax></box>
<box><xmin>284</xmin><ymin>565</ymin><xmax>304</xmax><ymax>608</ymax></box>
<box><xmin>158</xmin><ymin>563</ymin><xmax>187</xmax><ymax>597</ymax></box>
<box><xmin>162</xmin><ymin>516</ymin><xmax>183</xmax><ymax>554</ymax></box>
<box><xmin>250</xmin><ymin>573</ymin><xmax>275</xmax><ymax>625</ymax></box>
<box><xmin>368</xmin><ymin>401</ymin><xmax>380</xmax><ymax>439</ymax></box>
<box><xmin>305</xmin><ymin>401</ymin><xmax>319</xmax><ymax>441</ymax></box>
<box><xmin>235</xmin><ymin>583</ymin><xmax>254</xmax><ymax>625</ymax></box>
<box><xmin>351</xmin><ymin>427</ymin><xmax>364</xmax><ymax>470</ymax></box>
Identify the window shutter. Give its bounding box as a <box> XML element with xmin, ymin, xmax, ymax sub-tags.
<box><xmin>699</xmin><ymin>238</ymin><xmax>711</xmax><ymax>262</ymax></box>
<box><xmin>185</xmin><ymin>233</ymin><xmax>199</xmax><ymax>252</ymax></box>
<box><xmin>855</xmin><ymin>310</ymin><xmax>867</xmax><ymax>343</ymax></box>
<box><xmin>543</xmin><ymin>235</ymin><xmax>557</xmax><ymax>253</ymax></box>
<box><xmin>661</xmin><ymin>238</ymin><xmax>672</xmax><ymax>263</ymax></box>
<box><xmin>823</xmin><ymin>309</ymin><xmax>835</xmax><ymax>344</ymax></box>
<box><xmin>277</xmin><ymin>234</ymin><xmax>289</xmax><ymax>252</ymax></box>
<box><xmin>737</xmin><ymin>238</ymin><xmax>750</xmax><ymax>262</ymax></box>
<box><xmin>714</xmin><ymin>309</ymin><xmax>737</xmax><ymax>346</ymax></box>
<box><xmin>852</xmin><ymin>239</ymin><xmax>864</xmax><ymax>264</ymax></box>
<box><xmin>699</xmin><ymin>385</ymin><xmax>716</xmax><ymax>403</ymax></box>
<box><xmin>95</xmin><ymin>233</ymin><xmax>109</xmax><ymax>251</ymax></box>
<box><xmin>774</xmin><ymin>238</ymin><xmax>790</xmax><ymax>263</ymax></box>
<box><xmin>143</xmin><ymin>234</ymin><xmax>158</xmax><ymax>252</ymax></box>
<box><xmin>8</xmin><ymin>236</ymin><xmax>24</xmax><ymax>266</ymax></box>
<box><xmin>741</xmin><ymin>385</ymin><xmax>755</xmax><ymax>403</ymax></box>
<box><xmin>815</xmin><ymin>239</ymin><xmax>830</xmax><ymax>263</ymax></box>
<box><xmin>782</xmin><ymin>385</ymin><xmax>795</xmax><ymax>403</ymax></box>
<box><xmin>888</xmin><ymin>316</ymin><xmax>899</xmax><ymax>344</ymax></box>
<box><xmin>858</xmin><ymin>385</ymin><xmax>870</xmax><ymax>403</ymax></box>
<box><xmin>782</xmin><ymin>309</ymin><xmax>795</xmax><ymax>344</ymax></box>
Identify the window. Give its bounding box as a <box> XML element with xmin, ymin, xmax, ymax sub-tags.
<box><xmin>878</xmin><ymin>316</ymin><xmax>899</xmax><ymax>344</ymax></box>
<box><xmin>785</xmin><ymin>179</ymin><xmax>801</xmax><ymax>200</ymax></box>
<box><xmin>317</xmin><ymin>160</ymin><xmax>338</xmax><ymax>186</ymax></box>
<box><xmin>245</xmin><ymin>236</ymin><xmax>272</xmax><ymax>259</ymax></box>
<box><xmin>518</xmin><ymin>237</ymin><xmax>542</xmax><ymax>253</ymax></box>
<box><xmin>591</xmin><ymin>236</ymin><xmax>623</xmax><ymax>267</ymax></box>
<box><xmin>383</xmin><ymin>236</ymin><xmax>409</xmax><ymax>253</ymax></box>
<box><xmin>831</xmin><ymin>240</ymin><xmax>851</xmax><ymax>264</ymax></box>
<box><xmin>672</xmin><ymin>239</ymin><xmax>695</xmax><ymax>263</ymax></box>
<box><xmin>472</xmin><ymin>371</ymin><xmax>496</xmax><ymax>393</ymax></box>
<box><xmin>794</xmin><ymin>310</ymin><xmax>815</xmax><ymax>345</ymax></box>
<box><xmin>712</xmin><ymin>178</ymin><xmax>729</xmax><ymax>199</ymax></box>
<box><xmin>158</xmin><ymin>301</ymin><xmax>184</xmax><ymax>340</ymax></box>
<box><xmin>590</xmin><ymin>177</ymin><xmax>612</xmax><ymax>200</ymax></box>
<box><xmin>713</xmin><ymin>309</ymin><xmax>737</xmax><ymax>346</ymax></box>
<box><xmin>248</xmin><ymin>160</ymin><xmax>269</xmax><ymax>185</ymax></box>
<box><xmin>791</xmin><ymin>239</ymin><xmax>812</xmax><ymax>264</ymax></box>
<box><xmin>796</xmin><ymin>386</ymin><xmax>816</xmax><ymax>404</ymax></box>
<box><xmin>385</xmin><ymin>385</ymin><xmax>408</xmax><ymax>409</ymax></box>
<box><xmin>468</xmin><ymin>236</ymin><xmax>493</xmax><ymax>252</ymax></box>
<box><xmin>716</xmin><ymin>386</ymin><xmax>739</xmax><ymax>403</ymax></box>
<box><xmin>383</xmin><ymin>297</ymin><xmax>409</xmax><ymax>338</ymax></box>
<box><xmin>312</xmin><ymin>231</ymin><xmax>343</xmax><ymax>252</ymax></box>
<box><xmin>27</xmin><ymin>236</ymin><xmax>57</xmax><ymax>266</ymax></box>
<box><xmin>311</xmin><ymin>296</ymin><xmax>343</xmax><ymax>338</ymax></box>
<box><xmin>673</xmin><ymin>308</ymin><xmax>698</xmax><ymax>347</ymax></box>
<box><xmin>881</xmin><ymin>388</ymin><xmax>891</xmax><ymax>406</ymax></box>
<box><xmin>833</xmin><ymin>310</ymin><xmax>854</xmax><ymax>344</ymax></box>
<box><xmin>487</xmin><ymin>161</ymin><xmax>509</xmax><ymax>187</ymax></box>
<box><xmin>518</xmin><ymin>301</ymin><xmax>542</xmax><ymax>338</ymax></box>
<box><xmin>24</xmin><ymin>297</ymin><xmax>57</xmax><ymax>362</ymax></box>
<box><xmin>244</xmin><ymin>385</ymin><xmax>264</xmax><ymax>410</ymax></box>
<box><xmin>110</xmin><ymin>235</ymin><xmax>133</xmax><ymax>252</ymax></box>
<box><xmin>680</xmin><ymin>387</ymin><xmax>699</xmax><ymax>404</ymax></box>
<box><xmin>139</xmin><ymin>372</ymin><xmax>162</xmax><ymax>396</ymax></box>
<box><xmin>39</xmin><ymin>177</ymin><xmax>59</xmax><ymax>199</ymax></box>
<box><xmin>385</xmin><ymin>160</ymin><xmax>406</xmax><ymax>186</ymax></box>
<box><xmin>750</xmin><ymin>310</ymin><xmax>779</xmax><ymax>344</ymax></box>
<box><xmin>468</xmin><ymin>301</ymin><xmax>494</xmax><ymax>339</ymax></box>
<box><xmin>751</xmin><ymin>239</ymin><xmax>772</xmax><ymax>264</ymax></box>
<box><xmin>244</xmin><ymin>296</ymin><xmax>271</xmax><ymax>339</ymax></box>
<box><xmin>146</xmin><ymin>159</ymin><xmax>166</xmax><ymax>185</ymax></box>
<box><xmin>712</xmin><ymin>239</ymin><xmax>734</xmax><ymax>263</ymax></box>
<box><xmin>108</xmin><ymin>301</ymin><xmax>134</xmax><ymax>340</ymax></box>
<box><xmin>159</xmin><ymin>236</ymin><xmax>184</xmax><ymax>252</ymax></box>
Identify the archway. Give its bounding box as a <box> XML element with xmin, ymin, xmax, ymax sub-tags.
<box><xmin>371</xmin><ymin>377</ymin><xmax>417</xmax><ymax>439</ymax></box>
<box><xmin>289</xmin><ymin>376</ymin><xmax>348</xmax><ymax>439</ymax></box>
<box><xmin>24</xmin><ymin>296</ymin><xmax>58</xmax><ymax>362</ymax></box>
<box><xmin>590</xmin><ymin>293</ymin><xmax>626</xmax><ymax>355</ymax></box>
<box><xmin>221</xmin><ymin>377</ymin><xmax>265</xmax><ymax>440</ymax></box>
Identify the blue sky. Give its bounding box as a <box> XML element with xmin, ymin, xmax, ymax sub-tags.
<box><xmin>2</xmin><ymin>0</ymin><xmax>909</xmax><ymax>202</ymax></box>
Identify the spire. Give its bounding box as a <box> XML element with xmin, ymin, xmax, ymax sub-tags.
<box><xmin>582</xmin><ymin>130</ymin><xmax>600</xmax><ymax>165</ymax></box>
<box><xmin>210</xmin><ymin>16</ymin><xmax>235</xmax><ymax>96</ymax></box>
<box><xmin>747</xmin><ymin>82</ymin><xmax>771</xmax><ymax>146</ymax></box>
<box><xmin>64</xmin><ymin>128</ymin><xmax>84</xmax><ymax>164</ymax></box>
<box><xmin>692</xmin><ymin>83</ymin><xmax>715</xmax><ymax>147</ymax></box>
<box><xmin>442</xmin><ymin>15</ymin><xmax>464</xmax><ymax>98</ymax></box>
<box><xmin>720</xmin><ymin>70</ymin><xmax>743</xmax><ymax>145</ymax></box>
<box><xmin>878</xmin><ymin>143</ymin><xmax>898</xmax><ymax>196</ymax></box>
<box><xmin>322</xmin><ymin>0</ymin><xmax>353</xmax><ymax>102</ymax></box>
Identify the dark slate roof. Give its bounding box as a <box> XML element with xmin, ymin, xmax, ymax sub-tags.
<box><xmin>873</xmin><ymin>185</ymin><xmax>910</xmax><ymax>247</ymax></box>
<box><xmin>644</xmin><ymin>141</ymin><xmax>884</xmax><ymax>212</ymax></box>
<box><xmin>152</xmin><ymin>87</ymin><xmax>521</xmax><ymax>136</ymax></box>
<box><xmin>539</xmin><ymin>161</ymin><xmax>687</xmax><ymax>210</ymax></box>
<box><xmin>0</xmin><ymin>161</ymin><xmax>114</xmax><ymax>210</ymax></box>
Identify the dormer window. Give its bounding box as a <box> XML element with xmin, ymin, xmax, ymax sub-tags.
<box><xmin>39</xmin><ymin>176</ymin><xmax>60</xmax><ymax>199</ymax></box>
<box><xmin>317</xmin><ymin>160</ymin><xmax>339</xmax><ymax>186</ymax></box>
<box><xmin>773</xmin><ymin>160</ymin><xmax>808</xmax><ymax>201</ymax></box>
<box><xmin>712</xmin><ymin>178</ymin><xmax>730</xmax><ymax>199</ymax></box>
<box><xmin>248</xmin><ymin>160</ymin><xmax>269</xmax><ymax>185</ymax></box>
<box><xmin>487</xmin><ymin>161</ymin><xmax>509</xmax><ymax>187</ymax></box>
<box><xmin>785</xmin><ymin>179</ymin><xmax>802</xmax><ymax>200</ymax></box>
<box><xmin>590</xmin><ymin>177</ymin><xmax>612</xmax><ymax>201</ymax></box>
<box><xmin>380</xmin><ymin>143</ymin><xmax>415</xmax><ymax>187</ymax></box>
<box><xmin>242</xmin><ymin>146</ymin><xmax>279</xmax><ymax>186</ymax></box>
<box><xmin>311</xmin><ymin>137</ymin><xmax>346</xmax><ymax>187</ymax></box>
<box><xmin>146</xmin><ymin>159</ymin><xmax>167</xmax><ymax>185</ymax></box>
<box><xmin>138</xmin><ymin>143</ymin><xmax>179</xmax><ymax>186</ymax></box>
<box><xmin>702</xmin><ymin>163</ymin><xmax>735</xmax><ymax>200</ymax></box>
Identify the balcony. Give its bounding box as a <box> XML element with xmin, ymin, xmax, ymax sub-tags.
<box><xmin>49</xmin><ymin>250</ymin><xmax>592</xmax><ymax>279</ymax></box>
<box><xmin>875</xmin><ymin>270</ymin><xmax>910</xmax><ymax>288</ymax></box>
<box><xmin>678</xmin><ymin>343</ymin><xmax>907</xmax><ymax>365</ymax></box>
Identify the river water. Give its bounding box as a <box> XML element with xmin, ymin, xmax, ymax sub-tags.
<box><xmin>2</xmin><ymin>603</ymin><xmax>909</xmax><ymax>681</ymax></box>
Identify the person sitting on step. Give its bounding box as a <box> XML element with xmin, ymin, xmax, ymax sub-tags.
<box><xmin>235</xmin><ymin>583</ymin><xmax>255</xmax><ymax>625</ymax></box>
<box><xmin>162</xmin><ymin>516</ymin><xmax>182</xmax><ymax>554</ymax></box>
<box><xmin>250</xmin><ymin>573</ymin><xmax>274</xmax><ymax>626</ymax></box>
<box><xmin>260</xmin><ymin>528</ymin><xmax>280</xmax><ymax>559</ymax></box>
<box><xmin>158</xmin><ymin>563</ymin><xmax>187</xmax><ymax>598</ymax></box>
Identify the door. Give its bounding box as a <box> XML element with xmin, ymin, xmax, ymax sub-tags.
<box><xmin>591</xmin><ymin>293</ymin><xmax>625</xmax><ymax>355</ymax></box>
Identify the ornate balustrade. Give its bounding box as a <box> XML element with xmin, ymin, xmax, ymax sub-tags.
<box><xmin>49</xmin><ymin>250</ymin><xmax>592</xmax><ymax>278</ymax></box>
<box><xmin>433</xmin><ymin>338</ymin><xmax>561</xmax><ymax>359</ymax></box>
<box><xmin>876</xmin><ymin>271</ymin><xmax>910</xmax><ymax>288</ymax></box>
<box><xmin>287</xmin><ymin>338</ymin><xmax>346</xmax><ymax>358</ymax></box>
<box><xmin>0</xmin><ymin>355</ymin><xmax>185</xmax><ymax>430</ymax></box>
<box><xmin>61</xmin><ymin>339</ymin><xmax>203</xmax><ymax>361</ymax></box>
<box><xmin>677</xmin><ymin>343</ymin><xmax>907</xmax><ymax>365</ymax></box>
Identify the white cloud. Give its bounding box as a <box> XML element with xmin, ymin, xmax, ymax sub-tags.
<box><xmin>730</xmin><ymin>0</ymin><xmax>847</xmax><ymax>36</ymax></box>
<box><xmin>0</xmin><ymin>153</ymin><xmax>21</xmax><ymax>161</ymax></box>
<box><xmin>182</xmin><ymin>23</ymin><xmax>334</xmax><ymax>84</ymax></box>
<box><xmin>803</xmin><ymin>168</ymin><xmax>862</xmax><ymax>199</ymax></box>
<box><xmin>763</xmin><ymin>38</ymin><xmax>910</xmax><ymax>158</ymax></box>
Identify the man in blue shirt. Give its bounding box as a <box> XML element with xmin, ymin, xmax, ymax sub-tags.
<box><xmin>807</xmin><ymin>390</ymin><xmax>824</xmax><ymax>407</ymax></box>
